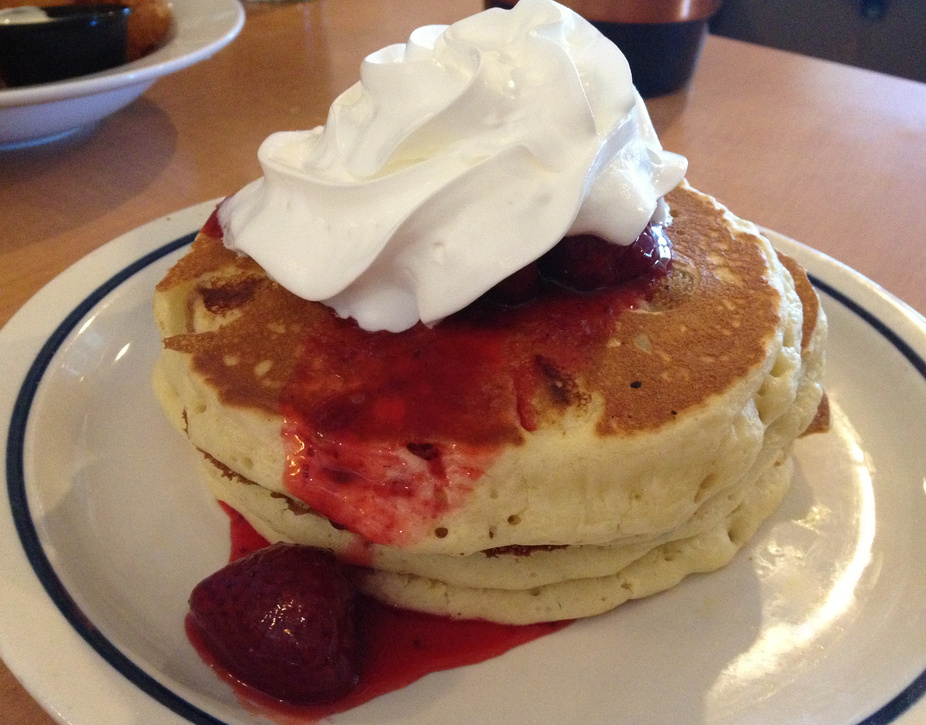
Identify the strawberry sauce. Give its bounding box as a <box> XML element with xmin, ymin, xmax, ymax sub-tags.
<box><xmin>199</xmin><ymin>205</ymin><xmax>668</xmax><ymax>549</ymax></box>
<box><xmin>190</xmin><ymin>504</ymin><xmax>570</xmax><ymax>723</ymax></box>
<box><xmin>279</xmin><ymin>267</ymin><xmax>660</xmax><ymax>547</ymax></box>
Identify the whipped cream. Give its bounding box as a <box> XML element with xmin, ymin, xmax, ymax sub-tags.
<box><xmin>219</xmin><ymin>0</ymin><xmax>687</xmax><ymax>332</ymax></box>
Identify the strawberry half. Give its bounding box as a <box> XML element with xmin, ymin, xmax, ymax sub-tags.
<box><xmin>479</xmin><ymin>224</ymin><xmax>673</xmax><ymax>307</ymax></box>
<box><xmin>188</xmin><ymin>543</ymin><xmax>359</xmax><ymax>704</ymax></box>
<box><xmin>540</xmin><ymin>225</ymin><xmax>672</xmax><ymax>292</ymax></box>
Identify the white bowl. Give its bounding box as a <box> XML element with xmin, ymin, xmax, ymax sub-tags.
<box><xmin>0</xmin><ymin>0</ymin><xmax>244</xmax><ymax>149</ymax></box>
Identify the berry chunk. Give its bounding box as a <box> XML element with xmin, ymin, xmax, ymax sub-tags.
<box><xmin>188</xmin><ymin>543</ymin><xmax>359</xmax><ymax>704</ymax></box>
<box><xmin>484</xmin><ymin>260</ymin><xmax>542</xmax><ymax>306</ymax></box>
<box><xmin>540</xmin><ymin>225</ymin><xmax>672</xmax><ymax>292</ymax></box>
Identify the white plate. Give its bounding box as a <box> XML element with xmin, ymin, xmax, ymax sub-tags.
<box><xmin>1</xmin><ymin>203</ymin><xmax>925</xmax><ymax>725</ymax></box>
<box><xmin>0</xmin><ymin>0</ymin><xmax>244</xmax><ymax>149</ymax></box>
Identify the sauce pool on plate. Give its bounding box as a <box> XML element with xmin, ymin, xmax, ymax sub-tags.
<box><xmin>186</xmin><ymin>504</ymin><xmax>570</xmax><ymax>722</ymax></box>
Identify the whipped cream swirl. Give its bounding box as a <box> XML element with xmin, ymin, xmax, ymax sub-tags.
<box><xmin>219</xmin><ymin>0</ymin><xmax>687</xmax><ymax>332</ymax></box>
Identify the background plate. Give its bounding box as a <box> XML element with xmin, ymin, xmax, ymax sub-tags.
<box><xmin>0</xmin><ymin>0</ymin><xmax>244</xmax><ymax>149</ymax></box>
<box><xmin>1</xmin><ymin>204</ymin><xmax>925</xmax><ymax>724</ymax></box>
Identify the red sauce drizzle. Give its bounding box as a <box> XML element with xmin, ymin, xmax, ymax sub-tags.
<box><xmin>281</xmin><ymin>281</ymin><xmax>653</xmax><ymax>547</ymax></box>
<box><xmin>190</xmin><ymin>504</ymin><xmax>570</xmax><ymax>723</ymax></box>
<box><xmin>201</xmin><ymin>205</ymin><xmax>224</xmax><ymax>239</ymax></box>
<box><xmin>204</xmin><ymin>205</ymin><xmax>664</xmax><ymax>547</ymax></box>
<box><xmin>279</xmin><ymin>315</ymin><xmax>512</xmax><ymax>547</ymax></box>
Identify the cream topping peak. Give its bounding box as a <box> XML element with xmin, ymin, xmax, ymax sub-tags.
<box><xmin>219</xmin><ymin>0</ymin><xmax>687</xmax><ymax>332</ymax></box>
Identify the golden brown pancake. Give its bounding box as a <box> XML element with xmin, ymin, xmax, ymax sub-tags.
<box><xmin>152</xmin><ymin>182</ymin><xmax>827</xmax><ymax>623</ymax></box>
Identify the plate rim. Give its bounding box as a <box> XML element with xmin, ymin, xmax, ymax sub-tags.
<box><xmin>1</xmin><ymin>208</ymin><xmax>926</xmax><ymax>725</ymax></box>
<box><xmin>0</xmin><ymin>201</ymin><xmax>219</xmax><ymax>725</ymax></box>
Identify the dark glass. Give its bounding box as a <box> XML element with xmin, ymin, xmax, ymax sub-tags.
<box><xmin>592</xmin><ymin>18</ymin><xmax>709</xmax><ymax>97</ymax></box>
<box><xmin>484</xmin><ymin>1</ymin><xmax>711</xmax><ymax>97</ymax></box>
<box><xmin>0</xmin><ymin>5</ymin><xmax>131</xmax><ymax>88</ymax></box>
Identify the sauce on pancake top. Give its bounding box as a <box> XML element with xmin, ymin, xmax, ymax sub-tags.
<box><xmin>278</xmin><ymin>257</ymin><xmax>661</xmax><ymax>546</ymax></box>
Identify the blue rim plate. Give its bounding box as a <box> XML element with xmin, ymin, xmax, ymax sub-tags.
<box><xmin>1</xmin><ymin>203</ymin><xmax>925</xmax><ymax>724</ymax></box>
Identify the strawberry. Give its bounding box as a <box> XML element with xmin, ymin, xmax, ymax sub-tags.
<box><xmin>477</xmin><ymin>225</ymin><xmax>673</xmax><ymax>308</ymax></box>
<box><xmin>188</xmin><ymin>543</ymin><xmax>359</xmax><ymax>704</ymax></box>
<box><xmin>540</xmin><ymin>225</ymin><xmax>671</xmax><ymax>292</ymax></box>
<box><xmin>484</xmin><ymin>260</ymin><xmax>542</xmax><ymax>305</ymax></box>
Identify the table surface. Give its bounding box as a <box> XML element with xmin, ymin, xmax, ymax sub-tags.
<box><xmin>2</xmin><ymin>0</ymin><xmax>925</xmax><ymax>722</ymax></box>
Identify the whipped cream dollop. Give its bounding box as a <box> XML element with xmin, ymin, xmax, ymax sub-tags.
<box><xmin>219</xmin><ymin>0</ymin><xmax>687</xmax><ymax>332</ymax></box>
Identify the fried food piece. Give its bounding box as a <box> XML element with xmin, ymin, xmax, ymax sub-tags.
<box><xmin>117</xmin><ymin>0</ymin><xmax>172</xmax><ymax>60</ymax></box>
<box><xmin>0</xmin><ymin>0</ymin><xmax>172</xmax><ymax>61</ymax></box>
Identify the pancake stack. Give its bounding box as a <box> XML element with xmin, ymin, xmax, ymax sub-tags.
<box><xmin>153</xmin><ymin>182</ymin><xmax>827</xmax><ymax>625</ymax></box>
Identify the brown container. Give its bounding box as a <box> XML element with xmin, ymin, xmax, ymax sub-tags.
<box><xmin>485</xmin><ymin>1</ymin><xmax>722</xmax><ymax>97</ymax></box>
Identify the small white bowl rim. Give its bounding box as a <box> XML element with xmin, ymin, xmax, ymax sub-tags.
<box><xmin>0</xmin><ymin>0</ymin><xmax>245</xmax><ymax>109</ymax></box>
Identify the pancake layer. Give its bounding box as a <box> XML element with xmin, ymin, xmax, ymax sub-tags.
<box><xmin>196</xmin><ymin>450</ymin><xmax>793</xmax><ymax>623</ymax></box>
<box><xmin>153</xmin><ymin>182</ymin><xmax>827</xmax><ymax>623</ymax></box>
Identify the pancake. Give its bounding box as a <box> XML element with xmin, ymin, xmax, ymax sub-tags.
<box><xmin>195</xmin><ymin>450</ymin><xmax>793</xmax><ymax>623</ymax></box>
<box><xmin>153</xmin><ymin>182</ymin><xmax>827</xmax><ymax>623</ymax></box>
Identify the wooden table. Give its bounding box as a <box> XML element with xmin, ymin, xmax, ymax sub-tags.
<box><xmin>1</xmin><ymin>1</ymin><xmax>924</xmax><ymax>722</ymax></box>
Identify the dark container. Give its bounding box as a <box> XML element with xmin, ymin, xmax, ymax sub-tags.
<box><xmin>0</xmin><ymin>4</ymin><xmax>131</xmax><ymax>88</ymax></box>
<box><xmin>485</xmin><ymin>1</ymin><xmax>721</xmax><ymax>97</ymax></box>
